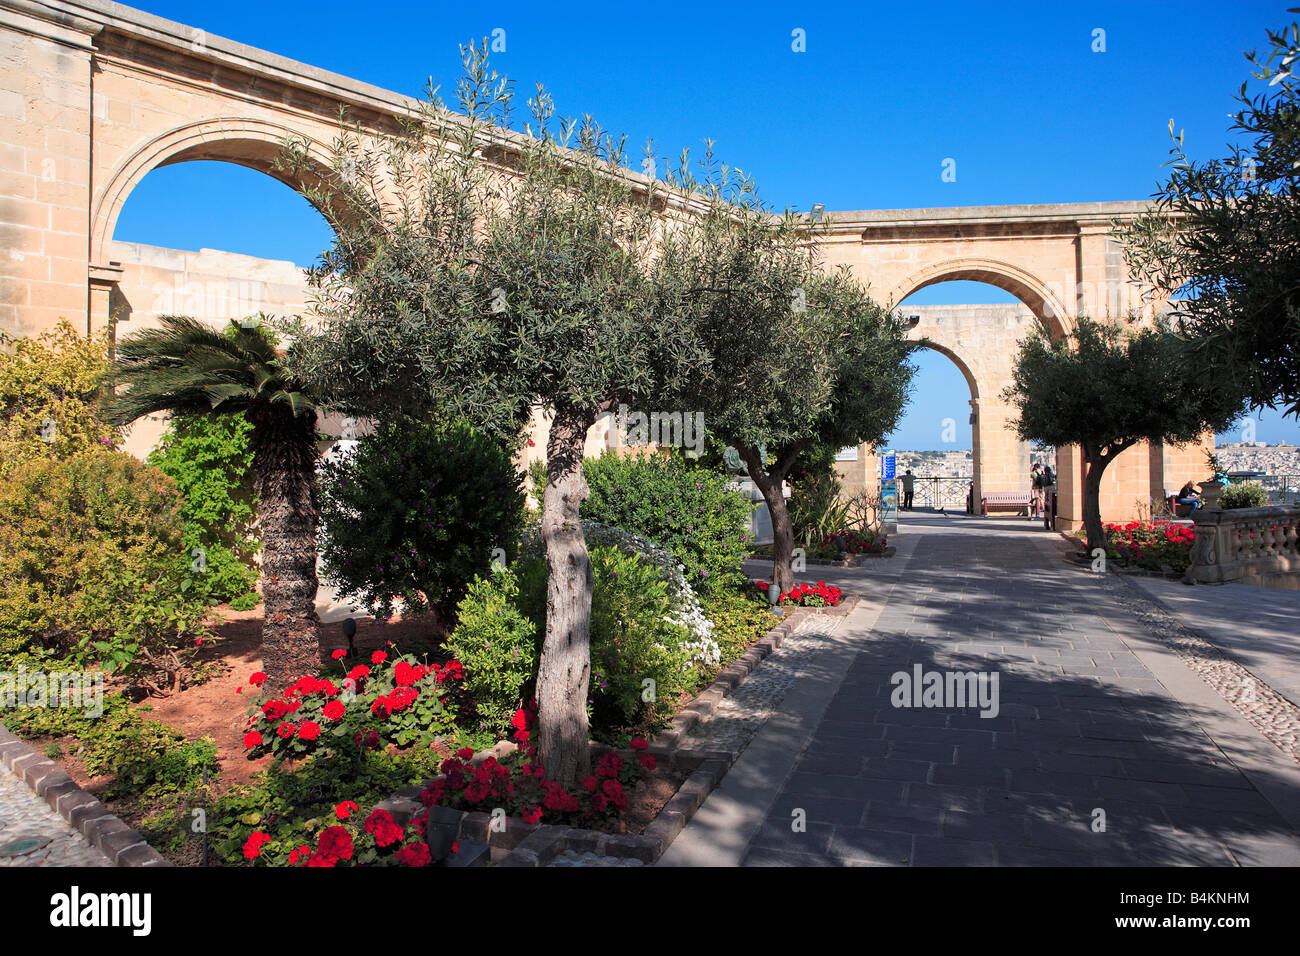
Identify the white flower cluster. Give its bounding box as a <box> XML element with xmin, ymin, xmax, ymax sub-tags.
<box><xmin>519</xmin><ymin>519</ymin><xmax>721</xmax><ymax>669</ymax></box>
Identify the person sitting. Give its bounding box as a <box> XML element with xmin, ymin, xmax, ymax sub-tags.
<box><xmin>1176</xmin><ymin>479</ymin><xmax>1202</xmax><ymax>514</ymax></box>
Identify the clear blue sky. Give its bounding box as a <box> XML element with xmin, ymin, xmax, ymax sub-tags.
<box><xmin>112</xmin><ymin>0</ymin><xmax>1298</xmax><ymax>447</ymax></box>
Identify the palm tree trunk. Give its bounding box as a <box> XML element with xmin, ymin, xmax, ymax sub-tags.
<box><xmin>249</xmin><ymin>403</ymin><xmax>322</xmax><ymax>694</ymax></box>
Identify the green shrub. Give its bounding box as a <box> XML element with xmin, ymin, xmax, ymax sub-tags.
<box><xmin>0</xmin><ymin>451</ymin><xmax>210</xmax><ymax>685</ymax></box>
<box><xmin>148</xmin><ymin>412</ymin><xmax>260</xmax><ymax>607</ymax></box>
<box><xmin>586</xmin><ymin>544</ymin><xmax>697</xmax><ymax>732</ymax></box>
<box><xmin>319</xmin><ymin>418</ymin><xmax>525</xmax><ymax>621</ymax></box>
<box><xmin>1220</xmin><ymin>481</ymin><xmax>1268</xmax><ymax>509</ymax></box>
<box><xmin>0</xmin><ymin>320</ymin><xmax>119</xmax><ymax>480</ymax></box>
<box><xmin>581</xmin><ymin>452</ymin><xmax>753</xmax><ymax>590</ymax></box>
<box><xmin>466</xmin><ymin>533</ymin><xmax>716</xmax><ymax>737</ymax></box>
<box><xmin>6</xmin><ymin>693</ymin><xmax>217</xmax><ymax>797</ymax></box>
<box><xmin>446</xmin><ymin>568</ymin><xmax>539</xmax><ymax>732</ymax></box>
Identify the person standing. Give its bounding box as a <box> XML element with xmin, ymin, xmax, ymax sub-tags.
<box><xmin>1029</xmin><ymin>463</ymin><xmax>1043</xmax><ymax>520</ymax></box>
<box><xmin>1040</xmin><ymin>465</ymin><xmax>1056</xmax><ymax>530</ymax></box>
<box><xmin>901</xmin><ymin>469</ymin><xmax>915</xmax><ymax>511</ymax></box>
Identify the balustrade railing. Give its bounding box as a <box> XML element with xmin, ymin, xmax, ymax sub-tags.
<box><xmin>1184</xmin><ymin>480</ymin><xmax>1300</xmax><ymax>585</ymax></box>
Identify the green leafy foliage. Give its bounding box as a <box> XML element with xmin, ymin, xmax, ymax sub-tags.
<box><xmin>1116</xmin><ymin>16</ymin><xmax>1300</xmax><ymax>417</ymax></box>
<box><xmin>148</xmin><ymin>412</ymin><xmax>260</xmax><ymax>607</ymax></box>
<box><xmin>446</xmin><ymin>568</ymin><xmax>538</xmax><ymax>732</ymax></box>
<box><xmin>0</xmin><ymin>320</ymin><xmax>119</xmax><ymax>479</ymax></box>
<box><xmin>581</xmin><ymin>452</ymin><xmax>753</xmax><ymax>590</ymax></box>
<box><xmin>318</xmin><ymin>418</ymin><xmax>525</xmax><ymax>621</ymax></box>
<box><xmin>0</xmin><ymin>451</ymin><xmax>210</xmax><ymax>688</ymax></box>
<box><xmin>1005</xmin><ymin>317</ymin><xmax>1244</xmax><ymax>550</ymax></box>
<box><xmin>6</xmin><ymin>693</ymin><xmax>217</xmax><ymax>798</ymax></box>
<box><xmin>1220</xmin><ymin>481</ymin><xmax>1269</xmax><ymax>509</ymax></box>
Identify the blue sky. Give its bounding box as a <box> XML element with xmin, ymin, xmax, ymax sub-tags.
<box><xmin>113</xmin><ymin>0</ymin><xmax>1298</xmax><ymax>447</ymax></box>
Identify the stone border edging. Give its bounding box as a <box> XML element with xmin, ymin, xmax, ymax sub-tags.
<box><xmin>0</xmin><ymin>720</ymin><xmax>170</xmax><ymax>867</ymax></box>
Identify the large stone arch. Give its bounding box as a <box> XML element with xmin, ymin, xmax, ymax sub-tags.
<box><xmin>888</xmin><ymin>256</ymin><xmax>1070</xmax><ymax>341</ymax></box>
<box><xmin>90</xmin><ymin>117</ymin><xmax>339</xmax><ymax>265</ymax></box>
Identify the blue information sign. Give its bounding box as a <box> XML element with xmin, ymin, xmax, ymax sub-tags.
<box><xmin>881</xmin><ymin>451</ymin><xmax>896</xmax><ymax>480</ymax></box>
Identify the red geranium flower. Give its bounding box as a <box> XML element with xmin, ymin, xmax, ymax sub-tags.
<box><xmin>335</xmin><ymin>800</ymin><xmax>359</xmax><ymax>820</ymax></box>
<box><xmin>629</xmin><ymin>738</ymin><xmax>648</xmax><ymax>751</ymax></box>
<box><xmin>371</xmin><ymin>650</ymin><xmax>388</xmax><ymax>665</ymax></box>
<box><xmin>396</xmin><ymin>842</ymin><xmax>433</xmax><ymax>866</ymax></box>
<box><xmin>317</xmin><ymin>826</ymin><xmax>354</xmax><ymax>863</ymax></box>
<box><xmin>297</xmin><ymin>721</ymin><xmax>321</xmax><ymax>741</ymax></box>
<box><xmin>242</xmin><ymin>731</ymin><xmax>263</xmax><ymax>749</ymax></box>
<box><xmin>322</xmin><ymin>700</ymin><xmax>346</xmax><ymax>721</ymax></box>
<box><xmin>364</xmin><ymin>809</ymin><xmax>404</xmax><ymax>848</ymax></box>
<box><xmin>242</xmin><ymin>831</ymin><xmax>270</xmax><ymax>860</ymax></box>
<box><xmin>249</xmin><ymin>672</ymin><xmax>267</xmax><ymax>687</ymax></box>
<box><xmin>276</xmin><ymin>721</ymin><xmax>295</xmax><ymax>739</ymax></box>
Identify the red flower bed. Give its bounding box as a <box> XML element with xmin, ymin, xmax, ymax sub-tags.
<box><xmin>753</xmin><ymin>579</ymin><xmax>843</xmax><ymax>607</ymax></box>
<box><xmin>1083</xmin><ymin>520</ymin><xmax>1196</xmax><ymax>572</ymax></box>
<box><xmin>418</xmin><ymin>702</ymin><xmax>656</xmax><ymax>828</ymax></box>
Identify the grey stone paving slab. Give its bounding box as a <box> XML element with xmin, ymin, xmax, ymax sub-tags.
<box><xmin>673</xmin><ymin>512</ymin><xmax>1300</xmax><ymax>866</ymax></box>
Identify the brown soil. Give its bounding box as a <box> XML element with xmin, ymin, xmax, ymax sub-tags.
<box><xmin>607</xmin><ymin>766</ymin><xmax>684</xmax><ymax>835</ymax></box>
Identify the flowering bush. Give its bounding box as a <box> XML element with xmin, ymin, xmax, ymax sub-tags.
<box><xmin>240</xmin><ymin>649</ymin><xmax>465</xmax><ymax>759</ymax></box>
<box><xmin>754</xmin><ymin>579</ymin><xmax>843</xmax><ymax>607</ymax></box>
<box><xmin>1085</xmin><ymin>520</ymin><xmax>1196</xmax><ymax>572</ymax></box>
<box><xmin>419</xmin><ymin>709</ymin><xmax>657</xmax><ymax>828</ymax></box>
<box><xmin>240</xmin><ymin>800</ymin><xmax>435</xmax><ymax>867</ymax></box>
<box><xmin>520</xmin><ymin>519</ymin><xmax>718</xmax><ymax>660</ymax></box>
<box><xmin>814</xmin><ymin>528</ymin><xmax>887</xmax><ymax>558</ymax></box>
<box><xmin>579</xmin><ymin>452</ymin><xmax>754</xmax><ymax>590</ymax></box>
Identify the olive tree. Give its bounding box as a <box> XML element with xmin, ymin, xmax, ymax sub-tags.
<box><xmin>1004</xmin><ymin>317</ymin><xmax>1243</xmax><ymax>553</ymax></box>
<box><xmin>660</xmin><ymin>164</ymin><xmax>914</xmax><ymax>591</ymax></box>
<box><xmin>1116</xmin><ymin>16</ymin><xmax>1300</xmax><ymax>419</ymax></box>
<box><xmin>282</xmin><ymin>46</ymin><xmax>698</xmax><ymax>784</ymax></box>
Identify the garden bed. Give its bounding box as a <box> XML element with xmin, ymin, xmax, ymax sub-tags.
<box><xmin>372</xmin><ymin>740</ymin><xmax>728</xmax><ymax>866</ymax></box>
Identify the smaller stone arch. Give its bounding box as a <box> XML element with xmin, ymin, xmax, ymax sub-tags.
<box><xmin>910</xmin><ymin>338</ymin><xmax>979</xmax><ymax>401</ymax></box>
<box><xmin>91</xmin><ymin>117</ymin><xmax>340</xmax><ymax>265</ymax></box>
<box><xmin>888</xmin><ymin>256</ymin><xmax>1070</xmax><ymax>341</ymax></box>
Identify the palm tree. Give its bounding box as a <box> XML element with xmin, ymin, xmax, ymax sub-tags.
<box><xmin>104</xmin><ymin>315</ymin><xmax>322</xmax><ymax>693</ymax></box>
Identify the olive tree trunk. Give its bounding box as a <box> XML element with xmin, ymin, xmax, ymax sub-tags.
<box><xmin>249</xmin><ymin>403</ymin><xmax>323</xmax><ymax>695</ymax></box>
<box><xmin>1081</xmin><ymin>447</ymin><xmax>1112</xmax><ymax>557</ymax></box>
<box><xmin>536</xmin><ymin>404</ymin><xmax>597</xmax><ymax>786</ymax></box>
<box><xmin>740</xmin><ymin>446</ymin><xmax>796</xmax><ymax>594</ymax></box>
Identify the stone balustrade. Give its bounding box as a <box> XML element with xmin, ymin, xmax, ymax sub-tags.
<box><xmin>1185</xmin><ymin>481</ymin><xmax>1300</xmax><ymax>585</ymax></box>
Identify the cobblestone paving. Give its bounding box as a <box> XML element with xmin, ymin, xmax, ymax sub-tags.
<box><xmin>0</xmin><ymin>761</ymin><xmax>112</xmax><ymax>867</ymax></box>
<box><xmin>744</xmin><ymin>515</ymin><xmax>1300</xmax><ymax>866</ymax></box>
<box><xmin>683</xmin><ymin>612</ymin><xmax>847</xmax><ymax>755</ymax></box>
<box><xmin>1107</xmin><ymin>576</ymin><xmax>1300</xmax><ymax>762</ymax></box>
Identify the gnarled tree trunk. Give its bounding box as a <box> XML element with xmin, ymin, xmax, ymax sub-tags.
<box><xmin>740</xmin><ymin>446</ymin><xmax>796</xmax><ymax>594</ymax></box>
<box><xmin>249</xmin><ymin>403</ymin><xmax>322</xmax><ymax>695</ymax></box>
<box><xmin>1082</xmin><ymin>448</ymin><xmax>1109</xmax><ymax>556</ymax></box>
<box><xmin>537</xmin><ymin>403</ymin><xmax>597</xmax><ymax>786</ymax></box>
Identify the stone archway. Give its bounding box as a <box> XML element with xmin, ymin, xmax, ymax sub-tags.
<box><xmin>888</xmin><ymin>256</ymin><xmax>1071</xmax><ymax>342</ymax></box>
<box><xmin>90</xmin><ymin>117</ymin><xmax>339</xmax><ymax>270</ymax></box>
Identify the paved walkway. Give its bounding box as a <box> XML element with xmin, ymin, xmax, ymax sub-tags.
<box><xmin>1126</xmin><ymin>575</ymin><xmax>1300</xmax><ymax>708</ymax></box>
<box><xmin>0</xmin><ymin>761</ymin><xmax>113</xmax><ymax>867</ymax></box>
<box><xmin>662</xmin><ymin>511</ymin><xmax>1300</xmax><ymax>866</ymax></box>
